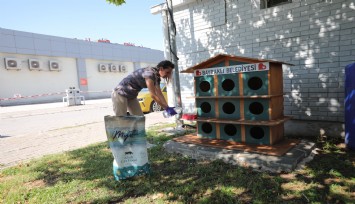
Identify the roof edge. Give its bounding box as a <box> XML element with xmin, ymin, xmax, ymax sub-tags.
<box><xmin>181</xmin><ymin>54</ymin><xmax>294</xmax><ymax>73</ymax></box>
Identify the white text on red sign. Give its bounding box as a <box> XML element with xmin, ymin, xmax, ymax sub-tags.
<box><xmin>194</xmin><ymin>62</ymin><xmax>269</xmax><ymax>77</ymax></box>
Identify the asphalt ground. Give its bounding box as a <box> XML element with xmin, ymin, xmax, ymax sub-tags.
<box><xmin>0</xmin><ymin>99</ymin><xmax>171</xmax><ymax>169</ymax></box>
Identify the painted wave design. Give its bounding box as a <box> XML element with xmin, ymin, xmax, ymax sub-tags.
<box><xmin>113</xmin><ymin>163</ymin><xmax>151</xmax><ymax>180</ymax></box>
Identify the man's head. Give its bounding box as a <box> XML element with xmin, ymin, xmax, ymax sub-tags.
<box><xmin>157</xmin><ymin>60</ymin><xmax>174</xmax><ymax>81</ymax></box>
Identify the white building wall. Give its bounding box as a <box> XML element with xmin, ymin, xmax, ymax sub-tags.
<box><xmin>0</xmin><ymin>28</ymin><xmax>165</xmax><ymax>105</ymax></box>
<box><xmin>85</xmin><ymin>59</ymin><xmax>133</xmax><ymax>97</ymax></box>
<box><xmin>167</xmin><ymin>0</ymin><xmax>355</xmax><ymax>125</ymax></box>
<box><xmin>0</xmin><ymin>53</ymin><xmax>77</xmax><ymax>102</ymax></box>
<box><xmin>140</xmin><ymin>62</ymin><xmax>158</xmax><ymax>68</ymax></box>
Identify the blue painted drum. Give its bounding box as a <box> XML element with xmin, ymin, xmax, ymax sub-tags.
<box><xmin>104</xmin><ymin>115</ymin><xmax>150</xmax><ymax>180</ymax></box>
<box><xmin>345</xmin><ymin>63</ymin><xmax>355</xmax><ymax>150</ymax></box>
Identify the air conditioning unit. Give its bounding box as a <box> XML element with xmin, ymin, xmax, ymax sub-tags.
<box><xmin>98</xmin><ymin>64</ymin><xmax>108</xmax><ymax>72</ymax></box>
<box><xmin>110</xmin><ymin>64</ymin><xmax>118</xmax><ymax>72</ymax></box>
<box><xmin>28</xmin><ymin>59</ymin><xmax>41</xmax><ymax>71</ymax></box>
<box><xmin>120</xmin><ymin>65</ymin><xmax>126</xmax><ymax>72</ymax></box>
<box><xmin>49</xmin><ymin>61</ymin><xmax>61</xmax><ymax>71</ymax></box>
<box><xmin>4</xmin><ymin>58</ymin><xmax>20</xmax><ymax>70</ymax></box>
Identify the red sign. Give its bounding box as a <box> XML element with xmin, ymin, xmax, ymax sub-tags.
<box><xmin>194</xmin><ymin>62</ymin><xmax>270</xmax><ymax>77</ymax></box>
<box><xmin>258</xmin><ymin>63</ymin><xmax>267</xmax><ymax>70</ymax></box>
<box><xmin>98</xmin><ymin>39</ymin><xmax>111</xmax><ymax>43</ymax></box>
<box><xmin>80</xmin><ymin>78</ymin><xmax>88</xmax><ymax>86</ymax></box>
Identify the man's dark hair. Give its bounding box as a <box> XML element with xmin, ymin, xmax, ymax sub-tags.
<box><xmin>157</xmin><ymin>60</ymin><xmax>175</xmax><ymax>69</ymax></box>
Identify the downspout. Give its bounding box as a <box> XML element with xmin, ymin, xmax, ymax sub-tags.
<box><xmin>167</xmin><ymin>0</ymin><xmax>183</xmax><ymax>127</ymax></box>
<box><xmin>161</xmin><ymin>1</ymin><xmax>183</xmax><ymax>127</ymax></box>
<box><xmin>151</xmin><ymin>1</ymin><xmax>197</xmax><ymax>127</ymax></box>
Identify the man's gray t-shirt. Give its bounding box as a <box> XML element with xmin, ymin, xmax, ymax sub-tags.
<box><xmin>115</xmin><ymin>67</ymin><xmax>160</xmax><ymax>99</ymax></box>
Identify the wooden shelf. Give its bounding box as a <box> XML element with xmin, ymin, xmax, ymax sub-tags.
<box><xmin>173</xmin><ymin>135</ymin><xmax>300</xmax><ymax>156</ymax></box>
<box><xmin>195</xmin><ymin>116</ymin><xmax>291</xmax><ymax>126</ymax></box>
<box><xmin>194</xmin><ymin>94</ymin><xmax>284</xmax><ymax>99</ymax></box>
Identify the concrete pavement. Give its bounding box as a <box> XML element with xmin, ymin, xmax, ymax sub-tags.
<box><xmin>0</xmin><ymin>99</ymin><xmax>172</xmax><ymax>169</ymax></box>
<box><xmin>0</xmin><ymin>99</ymin><xmax>316</xmax><ymax>173</ymax></box>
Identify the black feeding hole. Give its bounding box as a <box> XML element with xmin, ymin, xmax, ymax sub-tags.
<box><xmin>222</xmin><ymin>102</ymin><xmax>235</xmax><ymax>114</ymax></box>
<box><xmin>200</xmin><ymin>102</ymin><xmax>211</xmax><ymax>113</ymax></box>
<box><xmin>222</xmin><ymin>79</ymin><xmax>235</xmax><ymax>91</ymax></box>
<box><xmin>248</xmin><ymin>77</ymin><xmax>263</xmax><ymax>90</ymax></box>
<box><xmin>199</xmin><ymin>81</ymin><xmax>211</xmax><ymax>92</ymax></box>
<box><xmin>249</xmin><ymin>102</ymin><xmax>264</xmax><ymax>115</ymax></box>
<box><xmin>224</xmin><ymin>124</ymin><xmax>237</xmax><ymax>136</ymax></box>
<box><xmin>202</xmin><ymin>123</ymin><xmax>213</xmax><ymax>134</ymax></box>
<box><xmin>250</xmin><ymin>127</ymin><xmax>264</xmax><ymax>139</ymax></box>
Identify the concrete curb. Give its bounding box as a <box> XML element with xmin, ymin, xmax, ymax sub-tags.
<box><xmin>163</xmin><ymin>139</ymin><xmax>316</xmax><ymax>173</ymax></box>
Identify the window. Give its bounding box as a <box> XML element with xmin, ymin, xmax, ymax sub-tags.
<box><xmin>261</xmin><ymin>0</ymin><xmax>292</xmax><ymax>9</ymax></box>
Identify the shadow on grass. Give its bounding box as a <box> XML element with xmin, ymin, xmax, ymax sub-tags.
<box><xmin>27</xmin><ymin>132</ymin><xmax>355</xmax><ymax>203</ymax></box>
<box><xmin>291</xmin><ymin>140</ymin><xmax>355</xmax><ymax>203</ymax></box>
<box><xmin>277</xmin><ymin>137</ymin><xmax>355</xmax><ymax>203</ymax></box>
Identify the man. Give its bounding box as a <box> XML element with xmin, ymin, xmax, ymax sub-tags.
<box><xmin>112</xmin><ymin>60</ymin><xmax>177</xmax><ymax>116</ymax></box>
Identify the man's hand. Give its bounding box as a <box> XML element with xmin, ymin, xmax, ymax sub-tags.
<box><xmin>166</xmin><ymin>107</ymin><xmax>177</xmax><ymax>116</ymax></box>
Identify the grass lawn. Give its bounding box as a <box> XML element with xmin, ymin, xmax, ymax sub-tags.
<box><xmin>1</xmin><ymin>124</ymin><xmax>354</xmax><ymax>203</ymax></box>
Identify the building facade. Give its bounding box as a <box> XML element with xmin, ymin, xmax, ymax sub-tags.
<box><xmin>0</xmin><ymin>27</ymin><xmax>164</xmax><ymax>106</ymax></box>
<box><xmin>152</xmin><ymin>0</ymin><xmax>355</xmax><ymax>138</ymax></box>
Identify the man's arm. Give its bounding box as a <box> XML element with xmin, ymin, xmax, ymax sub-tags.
<box><xmin>145</xmin><ymin>78</ymin><xmax>169</xmax><ymax>109</ymax></box>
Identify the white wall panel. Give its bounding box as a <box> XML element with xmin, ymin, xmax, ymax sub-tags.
<box><xmin>0</xmin><ymin>53</ymin><xmax>77</xmax><ymax>100</ymax></box>
<box><xmin>85</xmin><ymin>59</ymin><xmax>133</xmax><ymax>93</ymax></box>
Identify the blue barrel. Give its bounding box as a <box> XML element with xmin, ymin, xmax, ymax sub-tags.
<box><xmin>345</xmin><ymin>63</ymin><xmax>355</xmax><ymax>150</ymax></box>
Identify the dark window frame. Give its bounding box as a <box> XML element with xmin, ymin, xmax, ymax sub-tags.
<box><xmin>261</xmin><ymin>0</ymin><xmax>292</xmax><ymax>9</ymax></box>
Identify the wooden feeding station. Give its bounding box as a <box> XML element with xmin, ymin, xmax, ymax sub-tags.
<box><xmin>177</xmin><ymin>54</ymin><xmax>298</xmax><ymax>156</ymax></box>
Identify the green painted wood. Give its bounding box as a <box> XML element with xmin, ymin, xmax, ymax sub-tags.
<box><xmin>211</xmin><ymin>61</ymin><xmax>226</xmax><ymax>67</ymax></box>
<box><xmin>219</xmin><ymin>123</ymin><xmax>242</xmax><ymax>142</ymax></box>
<box><xmin>229</xmin><ymin>60</ymin><xmax>248</xmax><ymax>66</ymax></box>
<box><xmin>218</xmin><ymin>98</ymin><xmax>240</xmax><ymax>120</ymax></box>
<box><xmin>244</xmin><ymin>98</ymin><xmax>270</xmax><ymax>120</ymax></box>
<box><xmin>245</xmin><ymin>125</ymin><xmax>270</xmax><ymax>145</ymax></box>
<box><xmin>195</xmin><ymin>75</ymin><xmax>214</xmax><ymax>96</ymax></box>
<box><xmin>217</xmin><ymin>74</ymin><xmax>240</xmax><ymax>96</ymax></box>
<box><xmin>242</xmin><ymin>71</ymin><xmax>269</xmax><ymax>96</ymax></box>
<box><xmin>197</xmin><ymin>122</ymin><xmax>217</xmax><ymax>139</ymax></box>
<box><xmin>196</xmin><ymin>98</ymin><xmax>216</xmax><ymax>118</ymax></box>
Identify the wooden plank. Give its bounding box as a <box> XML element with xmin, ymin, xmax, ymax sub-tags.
<box><xmin>214</xmin><ymin>75</ymin><xmax>218</xmax><ymax>97</ymax></box>
<box><xmin>195</xmin><ymin>116</ymin><xmax>291</xmax><ymax>126</ymax></box>
<box><xmin>216</xmin><ymin>123</ymin><xmax>221</xmax><ymax>139</ymax></box>
<box><xmin>172</xmin><ymin>135</ymin><xmax>300</xmax><ymax>156</ymax></box>
<box><xmin>270</xmin><ymin>95</ymin><xmax>284</xmax><ymax>120</ymax></box>
<box><xmin>225</xmin><ymin>58</ymin><xmax>230</xmax><ymax>66</ymax></box>
<box><xmin>239</xmin><ymin>73</ymin><xmax>244</xmax><ymax>119</ymax></box>
<box><xmin>270</xmin><ymin>124</ymin><xmax>285</xmax><ymax>145</ymax></box>
<box><xmin>267</xmin><ymin>68</ymin><xmax>271</xmax><ymax>96</ymax></box>
<box><xmin>215</xmin><ymin>97</ymin><xmax>219</xmax><ymax>119</ymax></box>
<box><xmin>240</xmin><ymin>99</ymin><xmax>245</xmax><ymax>120</ymax></box>
<box><xmin>241</xmin><ymin>124</ymin><xmax>246</xmax><ymax>142</ymax></box>
<box><xmin>269</xmin><ymin>64</ymin><xmax>283</xmax><ymax>95</ymax></box>
<box><xmin>239</xmin><ymin>72</ymin><xmax>244</xmax><ymax>97</ymax></box>
<box><xmin>195</xmin><ymin>94</ymin><xmax>284</xmax><ymax>99</ymax></box>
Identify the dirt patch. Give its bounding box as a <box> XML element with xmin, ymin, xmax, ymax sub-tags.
<box><xmin>280</xmin><ymin>173</ymin><xmax>297</xmax><ymax>180</ymax></box>
<box><xmin>0</xmin><ymin>175</ymin><xmax>17</xmax><ymax>183</ymax></box>
<box><xmin>24</xmin><ymin>179</ymin><xmax>46</xmax><ymax>189</ymax></box>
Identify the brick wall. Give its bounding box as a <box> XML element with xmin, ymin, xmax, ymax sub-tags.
<box><xmin>173</xmin><ymin>0</ymin><xmax>355</xmax><ymax>123</ymax></box>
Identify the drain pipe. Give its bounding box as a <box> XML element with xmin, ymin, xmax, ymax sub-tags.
<box><xmin>162</xmin><ymin>0</ymin><xmax>183</xmax><ymax>128</ymax></box>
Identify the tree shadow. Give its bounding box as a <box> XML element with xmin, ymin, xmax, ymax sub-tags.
<box><xmin>173</xmin><ymin>0</ymin><xmax>351</xmax><ymax>136</ymax></box>
<box><xmin>27</xmin><ymin>131</ymin><xmax>354</xmax><ymax>203</ymax></box>
<box><xmin>28</xmin><ymin>136</ymin><xmax>279</xmax><ymax>203</ymax></box>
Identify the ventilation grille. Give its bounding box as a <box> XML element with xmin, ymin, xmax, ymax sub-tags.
<box><xmin>49</xmin><ymin>61</ymin><xmax>61</xmax><ymax>71</ymax></box>
<box><xmin>4</xmin><ymin>58</ymin><xmax>20</xmax><ymax>70</ymax></box>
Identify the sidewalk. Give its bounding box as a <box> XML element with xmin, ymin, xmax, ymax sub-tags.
<box><xmin>0</xmin><ymin>99</ymin><xmax>172</xmax><ymax>169</ymax></box>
